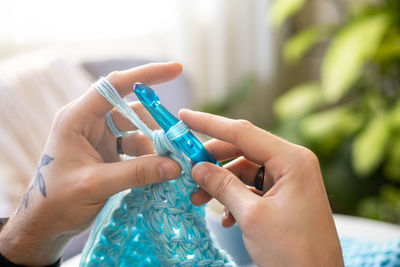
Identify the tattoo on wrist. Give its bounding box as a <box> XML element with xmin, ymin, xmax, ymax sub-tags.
<box><xmin>18</xmin><ymin>154</ymin><xmax>54</xmax><ymax>212</ymax></box>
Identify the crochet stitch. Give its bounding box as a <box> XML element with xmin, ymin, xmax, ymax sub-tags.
<box><xmin>341</xmin><ymin>237</ymin><xmax>400</xmax><ymax>266</ymax></box>
<box><xmin>80</xmin><ymin>78</ymin><xmax>233</xmax><ymax>266</ymax></box>
<box><xmin>79</xmin><ymin>78</ymin><xmax>400</xmax><ymax>267</ymax></box>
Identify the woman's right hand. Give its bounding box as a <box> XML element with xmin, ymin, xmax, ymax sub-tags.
<box><xmin>179</xmin><ymin>109</ymin><xmax>344</xmax><ymax>267</ymax></box>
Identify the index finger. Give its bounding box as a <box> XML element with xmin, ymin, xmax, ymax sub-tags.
<box><xmin>179</xmin><ymin>109</ymin><xmax>291</xmax><ymax>163</ymax></box>
<box><xmin>78</xmin><ymin>62</ymin><xmax>183</xmax><ymax>116</ymax></box>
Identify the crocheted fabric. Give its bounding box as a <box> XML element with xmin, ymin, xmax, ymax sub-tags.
<box><xmin>79</xmin><ymin>79</ymin><xmax>400</xmax><ymax>267</ymax></box>
<box><xmin>80</xmin><ymin>78</ymin><xmax>233</xmax><ymax>266</ymax></box>
<box><xmin>341</xmin><ymin>237</ymin><xmax>400</xmax><ymax>267</ymax></box>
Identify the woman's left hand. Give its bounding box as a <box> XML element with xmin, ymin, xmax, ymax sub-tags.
<box><xmin>0</xmin><ymin>63</ymin><xmax>183</xmax><ymax>266</ymax></box>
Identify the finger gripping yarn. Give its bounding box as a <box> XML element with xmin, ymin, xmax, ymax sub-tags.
<box><xmin>80</xmin><ymin>78</ymin><xmax>233</xmax><ymax>267</ymax></box>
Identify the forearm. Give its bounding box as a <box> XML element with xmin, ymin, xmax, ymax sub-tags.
<box><xmin>0</xmin><ymin>216</ymin><xmax>70</xmax><ymax>266</ymax></box>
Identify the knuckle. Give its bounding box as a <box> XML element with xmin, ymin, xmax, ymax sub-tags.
<box><xmin>53</xmin><ymin>111</ymin><xmax>64</xmax><ymax>127</ymax></box>
<box><xmin>77</xmin><ymin>169</ymin><xmax>99</xmax><ymax>195</ymax></box>
<box><xmin>54</xmin><ymin>105</ymin><xmax>69</xmax><ymax>120</ymax></box>
<box><xmin>231</xmin><ymin>119</ymin><xmax>253</xmax><ymax>143</ymax></box>
<box><xmin>299</xmin><ymin>147</ymin><xmax>318</xmax><ymax>163</ymax></box>
<box><xmin>240</xmin><ymin>201</ymin><xmax>263</xmax><ymax>228</ymax></box>
<box><xmin>105</xmin><ymin>71</ymin><xmax>120</xmax><ymax>88</ymax></box>
<box><xmin>52</xmin><ymin>104</ymin><xmax>70</xmax><ymax>130</ymax></box>
<box><xmin>296</xmin><ymin>146</ymin><xmax>320</xmax><ymax>168</ymax></box>
<box><xmin>236</xmin><ymin>119</ymin><xmax>253</xmax><ymax>129</ymax></box>
<box><xmin>131</xmin><ymin>162</ymin><xmax>147</xmax><ymax>187</ymax></box>
<box><xmin>214</xmin><ymin>172</ymin><xmax>236</xmax><ymax>200</ymax></box>
<box><xmin>129</xmin><ymin>101</ymin><xmax>144</xmax><ymax>112</ymax></box>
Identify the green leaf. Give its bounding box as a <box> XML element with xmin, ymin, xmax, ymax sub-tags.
<box><xmin>358</xmin><ymin>197</ymin><xmax>380</xmax><ymax>221</ymax></box>
<box><xmin>300</xmin><ymin>106</ymin><xmax>363</xmax><ymax>141</ymax></box>
<box><xmin>269</xmin><ymin>0</ymin><xmax>306</xmax><ymax>27</ymax></box>
<box><xmin>375</xmin><ymin>33</ymin><xmax>400</xmax><ymax>61</ymax></box>
<box><xmin>358</xmin><ymin>186</ymin><xmax>400</xmax><ymax>223</ymax></box>
<box><xmin>284</xmin><ymin>26</ymin><xmax>330</xmax><ymax>63</ymax></box>
<box><xmin>322</xmin><ymin>13</ymin><xmax>390</xmax><ymax>102</ymax></box>
<box><xmin>384</xmin><ymin>136</ymin><xmax>400</xmax><ymax>181</ymax></box>
<box><xmin>352</xmin><ymin>113</ymin><xmax>390</xmax><ymax>177</ymax></box>
<box><xmin>388</xmin><ymin>100</ymin><xmax>400</xmax><ymax>130</ymax></box>
<box><xmin>274</xmin><ymin>82</ymin><xmax>322</xmax><ymax>120</ymax></box>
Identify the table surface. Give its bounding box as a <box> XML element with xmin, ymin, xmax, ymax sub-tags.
<box><xmin>63</xmin><ymin>214</ymin><xmax>400</xmax><ymax>266</ymax></box>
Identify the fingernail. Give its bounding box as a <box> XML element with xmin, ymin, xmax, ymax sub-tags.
<box><xmin>222</xmin><ymin>208</ymin><xmax>228</xmax><ymax>219</ymax></box>
<box><xmin>192</xmin><ymin>163</ymin><xmax>211</xmax><ymax>184</ymax></box>
<box><xmin>159</xmin><ymin>162</ymin><xmax>180</xmax><ymax>180</ymax></box>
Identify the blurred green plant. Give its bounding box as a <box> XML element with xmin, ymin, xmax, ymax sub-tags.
<box><xmin>271</xmin><ymin>0</ymin><xmax>400</xmax><ymax>223</ymax></box>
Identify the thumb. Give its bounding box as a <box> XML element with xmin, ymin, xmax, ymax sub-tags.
<box><xmin>94</xmin><ymin>155</ymin><xmax>181</xmax><ymax>199</ymax></box>
<box><xmin>192</xmin><ymin>162</ymin><xmax>257</xmax><ymax>218</ymax></box>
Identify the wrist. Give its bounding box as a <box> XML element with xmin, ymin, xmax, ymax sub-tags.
<box><xmin>298</xmin><ymin>239</ymin><xmax>344</xmax><ymax>267</ymax></box>
<box><xmin>0</xmin><ymin>215</ymin><xmax>70</xmax><ymax>266</ymax></box>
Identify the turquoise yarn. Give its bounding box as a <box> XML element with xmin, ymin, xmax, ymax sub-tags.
<box><xmin>341</xmin><ymin>237</ymin><xmax>400</xmax><ymax>266</ymax></box>
<box><xmin>80</xmin><ymin>78</ymin><xmax>233</xmax><ymax>266</ymax></box>
<box><xmin>80</xmin><ymin>78</ymin><xmax>400</xmax><ymax>267</ymax></box>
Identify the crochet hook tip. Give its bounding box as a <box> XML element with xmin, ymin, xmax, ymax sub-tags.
<box><xmin>134</xmin><ymin>83</ymin><xmax>178</xmax><ymax>131</ymax></box>
<box><xmin>134</xmin><ymin>83</ymin><xmax>160</xmax><ymax>108</ymax></box>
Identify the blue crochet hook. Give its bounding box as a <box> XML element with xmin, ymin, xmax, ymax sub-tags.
<box><xmin>134</xmin><ymin>83</ymin><xmax>221</xmax><ymax>166</ymax></box>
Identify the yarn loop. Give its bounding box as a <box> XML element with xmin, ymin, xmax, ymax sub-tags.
<box><xmin>80</xmin><ymin>78</ymin><xmax>233</xmax><ymax>266</ymax></box>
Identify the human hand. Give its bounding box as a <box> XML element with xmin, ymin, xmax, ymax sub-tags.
<box><xmin>179</xmin><ymin>109</ymin><xmax>344</xmax><ymax>267</ymax></box>
<box><xmin>0</xmin><ymin>63</ymin><xmax>183</xmax><ymax>266</ymax></box>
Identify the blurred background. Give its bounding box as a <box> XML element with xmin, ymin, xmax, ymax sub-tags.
<box><xmin>0</xmin><ymin>0</ymin><xmax>399</xmax><ymax>228</ymax></box>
